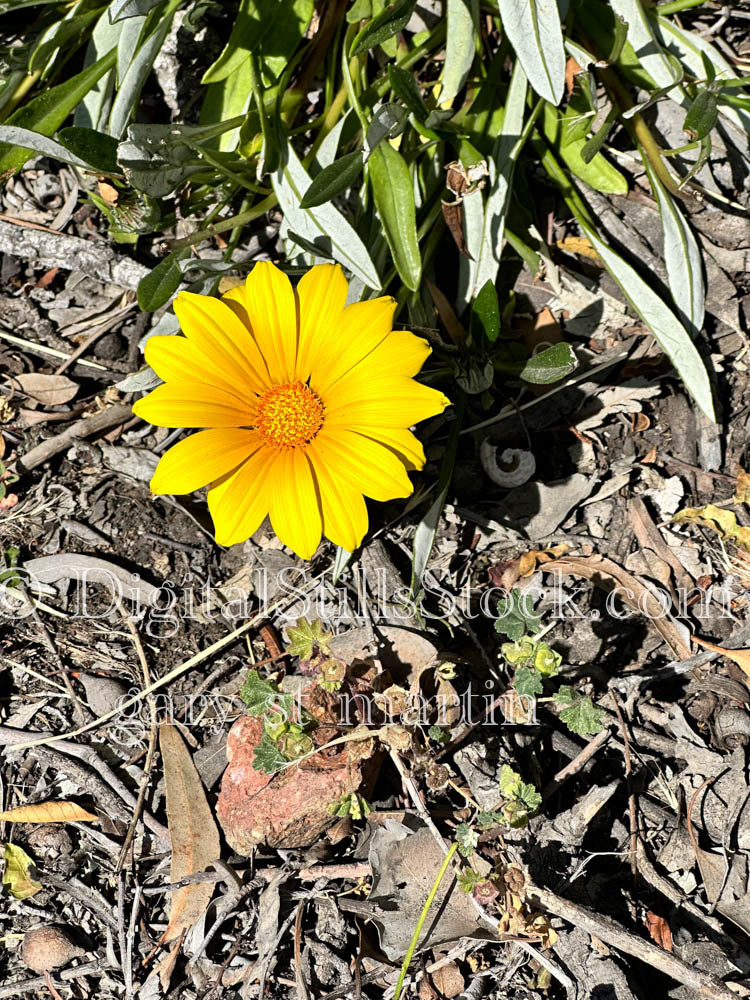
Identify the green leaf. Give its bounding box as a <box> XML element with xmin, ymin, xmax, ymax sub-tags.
<box><xmin>137</xmin><ymin>248</ymin><xmax>191</xmax><ymax>312</ymax></box>
<box><xmin>455</xmin><ymin>823</ymin><xmax>479</xmax><ymax>857</ymax></box>
<box><xmin>252</xmin><ymin>731</ymin><xmax>288</xmax><ymax>774</ymax></box>
<box><xmin>520</xmin><ymin>343</ymin><xmax>577</xmax><ymax>385</ymax></box>
<box><xmin>472</xmin><ymin>281</ymin><xmax>500</xmax><ymax>343</ymax></box>
<box><xmin>553</xmin><ymin>686</ymin><xmax>606</xmax><ymax>736</ymax></box>
<box><xmin>2</xmin><ymin>843</ymin><xmax>42</xmax><ymax>900</ymax></box>
<box><xmin>501</xmin><ymin>638</ymin><xmax>536</xmax><ymax>666</ymax></box>
<box><xmin>368</xmin><ymin>141</ymin><xmax>421</xmax><ymax>291</ymax></box>
<box><xmin>513</xmin><ymin>668</ymin><xmax>543</xmax><ymax>697</ymax></box>
<box><xmin>441</xmin><ymin>0</ymin><xmax>478</xmax><ymax>104</ymax></box>
<box><xmin>273</xmin><ymin>135</ymin><xmax>381</xmax><ymax>289</ymax></box>
<box><xmin>683</xmin><ymin>87</ymin><xmax>719</xmax><ymax>141</ymax></box>
<box><xmin>541</xmin><ymin>103</ymin><xmax>628</xmax><ymax>195</ymax></box>
<box><xmin>498</xmin><ymin>764</ymin><xmax>522</xmax><ymax>798</ymax></box>
<box><xmin>202</xmin><ymin>0</ymin><xmax>313</xmax><ymax>85</ymax></box>
<box><xmin>300</xmin><ymin>151</ymin><xmax>364</xmax><ymax>208</ymax></box>
<box><xmin>350</xmin><ymin>0</ymin><xmax>416</xmax><ymax>55</ymax></box>
<box><xmin>0</xmin><ymin>127</ymin><xmax>93</xmax><ymax>171</ymax></box>
<box><xmin>240</xmin><ymin>669</ymin><xmax>284</xmax><ymax>716</ymax></box>
<box><xmin>366</xmin><ymin>103</ymin><xmax>408</xmax><ymax>150</ymax></box>
<box><xmin>428</xmin><ymin>725</ymin><xmax>451</xmax><ymax>744</ymax></box>
<box><xmin>57</xmin><ymin>126</ymin><xmax>119</xmax><ymax>173</ymax></box>
<box><xmin>476</xmin><ymin>810</ymin><xmax>503</xmax><ymax>829</ymax></box>
<box><xmin>497</xmin><ymin>0</ymin><xmax>565</xmax><ymax>104</ymax></box>
<box><xmin>533</xmin><ymin>642</ymin><xmax>561</xmax><ymax>677</ymax></box>
<box><xmin>494</xmin><ymin>588</ymin><xmax>542</xmax><ymax>642</ymax></box>
<box><xmin>387</xmin><ymin>64</ymin><xmax>428</xmax><ymax>120</ymax></box>
<box><xmin>110</xmin><ymin>0</ymin><xmax>163</xmax><ymax>20</ymax></box>
<box><xmin>462</xmin><ymin>59</ymin><xmax>528</xmax><ymax>304</ymax></box>
<box><xmin>644</xmin><ymin>159</ymin><xmax>704</xmax><ymax>337</ymax></box>
<box><xmin>0</xmin><ymin>47</ymin><xmax>117</xmax><ymax>177</ymax></box>
<box><xmin>581</xmin><ymin>223</ymin><xmax>714</xmax><ymax>421</ymax></box>
<box><xmin>108</xmin><ymin>0</ymin><xmax>182</xmax><ymax>138</ymax></box>
<box><xmin>286</xmin><ymin>618</ymin><xmax>333</xmax><ymax>660</ymax></box>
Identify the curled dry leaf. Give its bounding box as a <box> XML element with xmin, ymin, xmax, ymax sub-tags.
<box><xmin>14</xmin><ymin>373</ymin><xmax>78</xmax><ymax>406</ymax></box>
<box><xmin>645</xmin><ymin>911</ymin><xmax>673</xmax><ymax>952</ymax></box>
<box><xmin>2</xmin><ymin>842</ymin><xmax>42</xmax><ymax>899</ymax></box>
<box><xmin>160</xmin><ymin>723</ymin><xmax>221</xmax><ymax>942</ymax></box>
<box><xmin>0</xmin><ymin>801</ymin><xmax>98</xmax><ymax>824</ymax></box>
<box><xmin>543</xmin><ymin>553</ymin><xmax>692</xmax><ymax>660</ymax></box>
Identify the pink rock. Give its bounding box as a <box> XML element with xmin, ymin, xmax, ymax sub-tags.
<box><xmin>217</xmin><ymin>715</ymin><xmax>363</xmax><ymax>853</ymax></box>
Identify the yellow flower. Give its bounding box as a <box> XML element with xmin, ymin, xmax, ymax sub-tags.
<box><xmin>133</xmin><ymin>262</ymin><xmax>449</xmax><ymax>558</ymax></box>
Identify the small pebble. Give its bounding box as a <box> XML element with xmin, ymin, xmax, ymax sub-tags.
<box><xmin>22</xmin><ymin>926</ymin><xmax>84</xmax><ymax>973</ymax></box>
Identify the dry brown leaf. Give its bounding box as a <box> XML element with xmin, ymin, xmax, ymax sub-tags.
<box><xmin>160</xmin><ymin>723</ymin><xmax>221</xmax><ymax>942</ymax></box>
<box><xmin>544</xmin><ymin>553</ymin><xmax>692</xmax><ymax>659</ymax></box>
<box><xmin>645</xmin><ymin>911</ymin><xmax>673</xmax><ymax>951</ymax></box>
<box><xmin>427</xmin><ymin>280</ymin><xmax>467</xmax><ymax>345</ymax></box>
<box><xmin>14</xmin><ymin>374</ymin><xmax>78</xmax><ymax>407</ymax></box>
<box><xmin>691</xmin><ymin>636</ymin><xmax>750</xmax><ymax>677</ymax></box>
<box><xmin>0</xmin><ymin>801</ymin><xmax>98</xmax><ymax>824</ymax></box>
<box><xmin>734</xmin><ymin>468</ymin><xmax>750</xmax><ymax>505</ymax></box>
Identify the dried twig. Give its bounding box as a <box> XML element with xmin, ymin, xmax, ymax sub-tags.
<box><xmin>17</xmin><ymin>403</ymin><xmax>135</xmax><ymax>473</ymax></box>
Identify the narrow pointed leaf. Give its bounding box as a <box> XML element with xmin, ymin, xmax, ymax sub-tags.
<box><xmin>497</xmin><ymin>0</ymin><xmax>565</xmax><ymax>104</ymax></box>
<box><xmin>368</xmin><ymin>142</ymin><xmax>421</xmax><ymax>291</ymax></box>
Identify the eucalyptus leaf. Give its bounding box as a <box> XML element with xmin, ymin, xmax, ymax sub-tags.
<box><xmin>497</xmin><ymin>0</ymin><xmax>565</xmax><ymax>105</ymax></box>
<box><xmin>368</xmin><ymin>141</ymin><xmax>421</xmax><ymax>292</ymax></box>
<box><xmin>300</xmin><ymin>151</ymin><xmax>364</xmax><ymax>208</ymax></box>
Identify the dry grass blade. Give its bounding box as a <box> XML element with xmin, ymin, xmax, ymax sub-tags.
<box><xmin>160</xmin><ymin>723</ymin><xmax>221</xmax><ymax>942</ymax></box>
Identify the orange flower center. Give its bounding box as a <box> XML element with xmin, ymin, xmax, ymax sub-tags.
<box><xmin>256</xmin><ymin>381</ymin><xmax>324</xmax><ymax>449</ymax></box>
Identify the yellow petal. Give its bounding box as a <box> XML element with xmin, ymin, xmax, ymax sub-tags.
<box><xmin>294</xmin><ymin>263</ymin><xmax>349</xmax><ymax>382</ymax></box>
<box><xmin>269</xmin><ymin>449</ymin><xmax>323</xmax><ymax>560</ymax></box>
<box><xmin>312</xmin><ymin>429</ymin><xmax>413</xmax><ymax>501</ymax></box>
<box><xmin>174</xmin><ymin>291</ymin><xmax>271</xmax><ymax>391</ymax></box>
<box><xmin>309</xmin><ymin>452</ymin><xmax>369</xmax><ymax>553</ymax></box>
<box><xmin>239</xmin><ymin>261</ymin><xmax>298</xmax><ymax>384</ymax></box>
<box><xmin>309</xmin><ymin>296</ymin><xmax>395</xmax><ymax>393</ymax></box>
<box><xmin>133</xmin><ymin>382</ymin><xmax>255</xmax><ymax>428</ymax></box>
<box><xmin>325</xmin><ymin>376</ymin><xmax>450</xmax><ymax>429</ymax></box>
<box><xmin>150</xmin><ymin>429</ymin><xmax>259</xmax><ymax>495</ymax></box>
<box><xmin>338</xmin><ymin>329</ymin><xmax>431</xmax><ymax>381</ymax></box>
<box><xmin>207</xmin><ymin>447</ymin><xmax>277</xmax><ymax>546</ymax></box>
<box><xmin>145</xmin><ymin>336</ymin><xmax>259</xmax><ymax>400</ymax></box>
<box><xmin>356</xmin><ymin>426</ymin><xmax>426</xmax><ymax>471</ymax></box>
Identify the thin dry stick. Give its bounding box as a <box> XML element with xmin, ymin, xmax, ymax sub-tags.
<box><xmin>528</xmin><ymin>883</ymin><xmax>740</xmax><ymax>1000</ymax></box>
<box><xmin>293</xmin><ymin>901</ymin><xmax>311</xmax><ymax>1000</ymax></box>
<box><xmin>54</xmin><ymin>302</ymin><xmax>137</xmax><ymax>375</ymax></box>
<box><xmin>543</xmin><ymin>725</ymin><xmax>612</xmax><ymax>798</ymax></box>
<box><xmin>17</xmin><ymin>402</ymin><xmax>134</xmax><ymax>472</ymax></box>
<box><xmin>117</xmin><ymin>600</ymin><xmax>161</xmax><ymax>871</ymax></box>
<box><xmin>609</xmin><ymin>691</ymin><xmax>638</xmax><ymax>879</ymax></box>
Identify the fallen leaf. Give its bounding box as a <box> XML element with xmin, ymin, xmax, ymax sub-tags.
<box><xmin>543</xmin><ymin>553</ymin><xmax>692</xmax><ymax>659</ymax></box>
<box><xmin>0</xmin><ymin>801</ymin><xmax>99</xmax><ymax>824</ymax></box>
<box><xmin>691</xmin><ymin>636</ymin><xmax>750</xmax><ymax>678</ymax></box>
<box><xmin>735</xmin><ymin>469</ymin><xmax>750</xmax><ymax>505</ymax></box>
<box><xmin>673</xmin><ymin>503</ymin><xmax>750</xmax><ymax>553</ymax></box>
<box><xmin>14</xmin><ymin>373</ymin><xmax>78</xmax><ymax>407</ymax></box>
<box><xmin>427</xmin><ymin>280</ymin><xmax>466</xmax><ymax>345</ymax></box>
<box><xmin>555</xmin><ymin>236</ymin><xmax>601</xmax><ymax>262</ymax></box>
<box><xmin>160</xmin><ymin>723</ymin><xmax>221</xmax><ymax>942</ymax></box>
<box><xmin>340</xmin><ymin>820</ymin><xmax>494</xmax><ymax>960</ymax></box>
<box><xmin>2</xmin><ymin>843</ymin><xmax>42</xmax><ymax>899</ymax></box>
<box><xmin>565</xmin><ymin>55</ymin><xmax>583</xmax><ymax>94</ymax></box>
<box><xmin>97</xmin><ymin>180</ymin><xmax>119</xmax><ymax>205</ymax></box>
<box><xmin>645</xmin><ymin>911</ymin><xmax>673</xmax><ymax>951</ymax></box>
<box><xmin>34</xmin><ymin>267</ymin><xmax>58</xmax><ymax>290</ymax></box>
